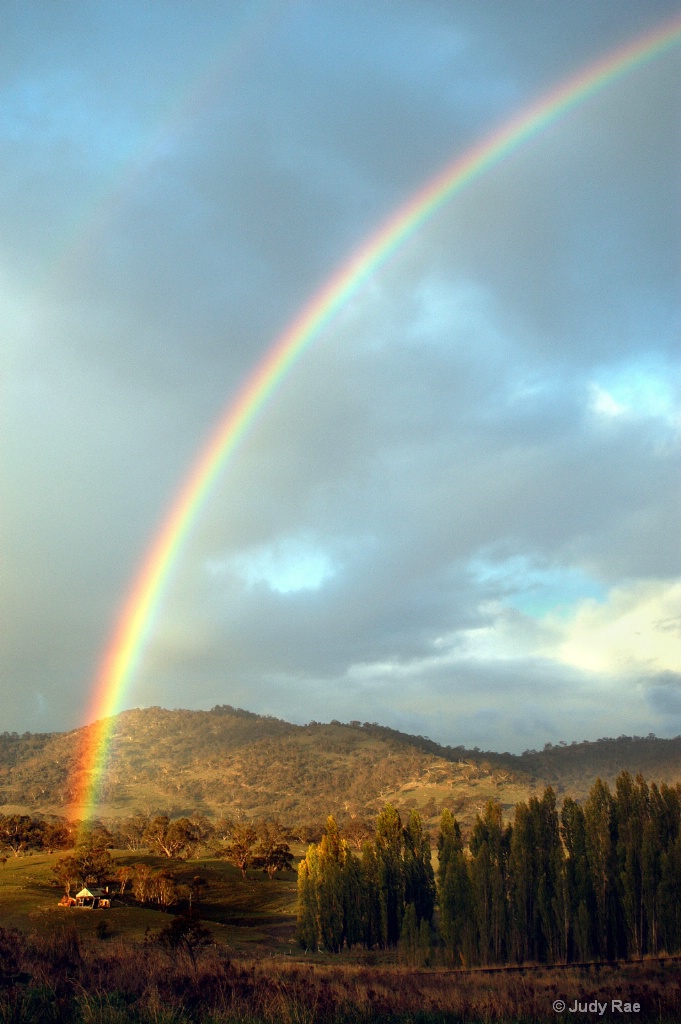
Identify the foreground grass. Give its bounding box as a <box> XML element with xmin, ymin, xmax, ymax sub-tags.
<box><xmin>1</xmin><ymin>929</ymin><xmax>681</xmax><ymax>1023</ymax></box>
<box><xmin>2</xmin><ymin>854</ymin><xmax>681</xmax><ymax>1021</ymax></box>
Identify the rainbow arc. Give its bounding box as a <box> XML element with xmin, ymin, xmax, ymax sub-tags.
<box><xmin>71</xmin><ymin>14</ymin><xmax>681</xmax><ymax>822</ymax></box>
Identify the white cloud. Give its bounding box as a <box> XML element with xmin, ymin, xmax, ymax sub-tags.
<box><xmin>543</xmin><ymin>579</ymin><xmax>681</xmax><ymax>677</ymax></box>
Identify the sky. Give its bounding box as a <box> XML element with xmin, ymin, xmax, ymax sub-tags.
<box><xmin>1</xmin><ymin>0</ymin><xmax>680</xmax><ymax>753</ymax></box>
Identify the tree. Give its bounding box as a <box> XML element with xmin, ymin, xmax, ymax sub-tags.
<box><xmin>76</xmin><ymin>821</ymin><xmax>114</xmax><ymax>851</ymax></box>
<box><xmin>252</xmin><ymin>821</ymin><xmax>294</xmax><ymax>879</ymax></box>
<box><xmin>143</xmin><ymin>816</ymin><xmax>196</xmax><ymax>859</ymax></box>
<box><xmin>115</xmin><ymin>864</ymin><xmax>133</xmax><ymax>895</ymax></box>
<box><xmin>0</xmin><ymin>815</ymin><xmax>40</xmax><ymax>857</ymax></box>
<box><xmin>52</xmin><ymin>855</ymin><xmax>81</xmax><ymax>896</ymax></box>
<box><xmin>508</xmin><ymin>801</ymin><xmax>533</xmax><ymax>963</ymax></box>
<box><xmin>73</xmin><ymin>838</ymin><xmax>114</xmax><ymax>887</ymax></box>
<box><xmin>374</xmin><ymin>804</ymin><xmax>403</xmax><ymax>947</ymax></box>
<box><xmin>469</xmin><ymin>800</ymin><xmax>509</xmax><ymax>964</ymax></box>
<box><xmin>224</xmin><ymin>823</ymin><xmax>258</xmax><ymax>880</ymax></box>
<box><xmin>437</xmin><ymin>809</ymin><xmax>475</xmax><ymax>966</ymax></box>
<box><xmin>297</xmin><ymin>846</ymin><xmax>319</xmax><ymax>951</ymax></box>
<box><xmin>360</xmin><ymin>840</ymin><xmax>382</xmax><ymax>950</ymax></box>
<box><xmin>296</xmin><ymin>816</ymin><xmax>355</xmax><ymax>952</ymax></box>
<box><xmin>186</xmin><ymin>874</ymin><xmax>207</xmax><ymax>910</ymax></box>
<box><xmin>341</xmin><ymin>818</ymin><xmax>374</xmax><ymax>852</ymax></box>
<box><xmin>116</xmin><ymin>815</ymin><xmax>150</xmax><ymax>851</ymax></box>
<box><xmin>187</xmin><ymin>814</ymin><xmax>214</xmax><ymax>857</ymax></box>
<box><xmin>156</xmin><ymin>912</ymin><xmax>211</xmax><ymax>974</ymax></box>
<box><xmin>399</xmin><ymin>902</ymin><xmax>418</xmax><ymax>965</ymax></box>
<box><xmin>561</xmin><ymin>796</ymin><xmax>595</xmax><ymax>962</ymax></box>
<box><xmin>132</xmin><ymin>863</ymin><xmax>156</xmax><ymax>904</ymax></box>
<box><xmin>314</xmin><ymin>817</ymin><xmax>346</xmax><ymax>952</ymax></box>
<box><xmin>584</xmin><ymin>778</ymin><xmax>617</xmax><ymax>959</ymax></box>
<box><xmin>402</xmin><ymin>810</ymin><xmax>435</xmax><ymax>927</ymax></box>
<box><xmin>154</xmin><ymin>869</ymin><xmax>179</xmax><ymax>911</ymax></box>
<box><xmin>533</xmin><ymin>788</ymin><xmax>564</xmax><ymax>963</ymax></box>
<box><xmin>41</xmin><ymin>820</ymin><xmax>71</xmax><ymax>853</ymax></box>
<box><xmin>212</xmin><ymin>816</ymin><xmax>235</xmax><ymax>843</ymax></box>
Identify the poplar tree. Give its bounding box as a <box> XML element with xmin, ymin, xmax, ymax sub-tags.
<box><xmin>561</xmin><ymin>796</ymin><xmax>595</xmax><ymax>961</ymax></box>
<box><xmin>469</xmin><ymin>800</ymin><xmax>509</xmax><ymax>964</ymax></box>
<box><xmin>296</xmin><ymin>815</ymin><xmax>370</xmax><ymax>952</ymax></box>
<box><xmin>658</xmin><ymin>832</ymin><xmax>681</xmax><ymax>953</ymax></box>
<box><xmin>437</xmin><ymin>809</ymin><xmax>475</xmax><ymax>965</ymax></box>
<box><xmin>296</xmin><ymin>847</ymin><xmax>318</xmax><ymax>951</ymax></box>
<box><xmin>360</xmin><ymin>840</ymin><xmax>382</xmax><ymax>949</ymax></box>
<box><xmin>508</xmin><ymin>801</ymin><xmax>533</xmax><ymax>962</ymax></box>
<box><xmin>402</xmin><ymin>810</ymin><xmax>435</xmax><ymax>926</ymax></box>
<box><xmin>614</xmin><ymin>772</ymin><xmax>648</xmax><ymax>957</ymax></box>
<box><xmin>584</xmin><ymin>778</ymin><xmax>617</xmax><ymax>959</ymax></box>
<box><xmin>341</xmin><ymin>845</ymin><xmax>365</xmax><ymax>948</ymax></box>
<box><xmin>374</xmin><ymin>805</ymin><xmax>404</xmax><ymax>946</ymax></box>
<box><xmin>649</xmin><ymin>782</ymin><xmax>681</xmax><ymax>953</ymax></box>
<box><xmin>315</xmin><ymin>816</ymin><xmax>347</xmax><ymax>952</ymax></box>
<box><xmin>399</xmin><ymin>902</ymin><xmax>419</xmax><ymax>965</ymax></box>
<box><xmin>534</xmin><ymin>788</ymin><xmax>564</xmax><ymax>963</ymax></box>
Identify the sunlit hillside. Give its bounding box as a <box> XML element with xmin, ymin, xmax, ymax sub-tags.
<box><xmin>1</xmin><ymin>706</ymin><xmax>680</xmax><ymax>830</ymax></box>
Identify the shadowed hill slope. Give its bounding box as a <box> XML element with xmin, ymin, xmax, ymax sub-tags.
<box><xmin>1</xmin><ymin>705</ymin><xmax>680</xmax><ymax>829</ymax></box>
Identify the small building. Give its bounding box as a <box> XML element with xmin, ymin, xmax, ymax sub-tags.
<box><xmin>74</xmin><ymin>887</ymin><xmax>111</xmax><ymax>909</ymax></box>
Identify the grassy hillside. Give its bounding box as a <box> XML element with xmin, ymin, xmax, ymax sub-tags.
<box><xmin>1</xmin><ymin>705</ymin><xmax>680</xmax><ymax>829</ymax></box>
<box><xmin>0</xmin><ymin>846</ymin><xmax>299</xmax><ymax>950</ymax></box>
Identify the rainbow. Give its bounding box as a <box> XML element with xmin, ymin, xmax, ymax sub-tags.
<box><xmin>71</xmin><ymin>14</ymin><xmax>681</xmax><ymax>822</ymax></box>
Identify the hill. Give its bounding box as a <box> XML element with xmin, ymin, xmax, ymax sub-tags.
<box><xmin>1</xmin><ymin>705</ymin><xmax>680</xmax><ymax>830</ymax></box>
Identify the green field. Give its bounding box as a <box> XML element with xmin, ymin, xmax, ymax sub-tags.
<box><xmin>0</xmin><ymin>848</ymin><xmax>300</xmax><ymax>950</ymax></box>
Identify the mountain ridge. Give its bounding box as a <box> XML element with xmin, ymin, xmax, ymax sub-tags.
<box><xmin>1</xmin><ymin>705</ymin><xmax>680</xmax><ymax>829</ymax></box>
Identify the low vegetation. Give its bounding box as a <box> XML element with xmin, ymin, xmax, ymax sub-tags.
<box><xmin>1</xmin><ymin>927</ymin><xmax>681</xmax><ymax>1022</ymax></box>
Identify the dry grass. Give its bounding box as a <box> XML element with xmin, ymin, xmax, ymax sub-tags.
<box><xmin>1</xmin><ymin>925</ymin><xmax>681</xmax><ymax>1023</ymax></box>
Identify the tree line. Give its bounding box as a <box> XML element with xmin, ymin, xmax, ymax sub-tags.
<box><xmin>297</xmin><ymin>771</ymin><xmax>681</xmax><ymax>964</ymax></box>
<box><xmin>48</xmin><ymin>817</ymin><xmax>293</xmax><ymax>900</ymax></box>
<box><xmin>0</xmin><ymin>812</ymin><xmax>293</xmax><ymax>876</ymax></box>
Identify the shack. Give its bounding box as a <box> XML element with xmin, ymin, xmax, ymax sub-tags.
<box><xmin>74</xmin><ymin>887</ymin><xmax>111</xmax><ymax>908</ymax></box>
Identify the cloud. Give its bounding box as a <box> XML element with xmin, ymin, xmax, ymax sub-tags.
<box><xmin>646</xmin><ymin>673</ymin><xmax>681</xmax><ymax>720</ymax></box>
<box><xmin>210</xmin><ymin>537</ymin><xmax>337</xmax><ymax>594</ymax></box>
<box><xmin>543</xmin><ymin>581</ymin><xmax>681</xmax><ymax>677</ymax></box>
<box><xmin>1</xmin><ymin>1</ymin><xmax>679</xmax><ymax>750</ymax></box>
